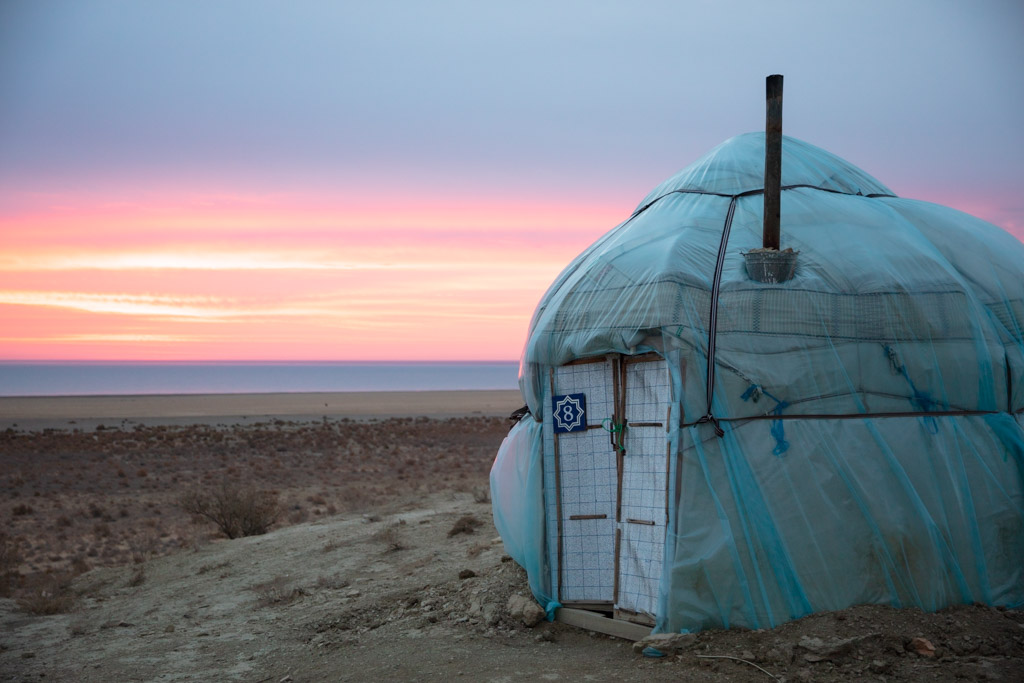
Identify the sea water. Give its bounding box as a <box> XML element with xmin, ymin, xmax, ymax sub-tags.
<box><xmin>0</xmin><ymin>361</ymin><xmax>520</xmax><ymax>397</ymax></box>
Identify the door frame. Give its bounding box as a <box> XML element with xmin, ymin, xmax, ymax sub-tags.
<box><xmin>550</xmin><ymin>352</ymin><xmax>673</xmax><ymax>621</ymax></box>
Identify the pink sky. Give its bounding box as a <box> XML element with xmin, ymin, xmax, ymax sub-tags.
<box><xmin>2</xmin><ymin>3</ymin><xmax>1020</xmax><ymax>361</ymax></box>
<box><xmin>0</xmin><ymin>190</ymin><xmax>627</xmax><ymax>360</ymax></box>
<box><xmin>2</xmin><ymin>184</ymin><xmax>1019</xmax><ymax>362</ymax></box>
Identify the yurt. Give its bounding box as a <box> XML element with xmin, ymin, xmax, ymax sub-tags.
<box><xmin>490</xmin><ymin>96</ymin><xmax>1024</xmax><ymax>635</ymax></box>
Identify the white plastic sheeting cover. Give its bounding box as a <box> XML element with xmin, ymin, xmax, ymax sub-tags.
<box><xmin>492</xmin><ymin>132</ymin><xmax>1024</xmax><ymax>633</ymax></box>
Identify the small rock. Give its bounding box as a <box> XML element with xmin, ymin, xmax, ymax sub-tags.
<box><xmin>534</xmin><ymin>628</ymin><xmax>556</xmax><ymax>643</ymax></box>
<box><xmin>869</xmin><ymin>659</ymin><xmax>891</xmax><ymax>674</ymax></box>
<box><xmin>766</xmin><ymin>645</ymin><xmax>795</xmax><ymax>664</ymax></box>
<box><xmin>908</xmin><ymin>637</ymin><xmax>936</xmax><ymax>657</ymax></box>
<box><xmin>481</xmin><ymin>604</ymin><xmax>500</xmax><ymax>627</ymax></box>
<box><xmin>458</xmin><ymin>569</ymin><xmax>476</xmax><ymax>580</ymax></box>
<box><xmin>506</xmin><ymin>594</ymin><xmax>546</xmax><ymax>627</ymax></box>
<box><xmin>164</xmin><ymin>624</ymin><xmax>175</xmax><ymax>633</ymax></box>
<box><xmin>798</xmin><ymin>636</ymin><xmax>825</xmax><ymax>651</ymax></box>
<box><xmin>632</xmin><ymin>632</ymin><xmax>697</xmax><ymax>655</ymax></box>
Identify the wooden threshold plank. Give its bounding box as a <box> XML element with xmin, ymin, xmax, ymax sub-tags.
<box><xmin>554</xmin><ymin>607</ymin><xmax>652</xmax><ymax>641</ymax></box>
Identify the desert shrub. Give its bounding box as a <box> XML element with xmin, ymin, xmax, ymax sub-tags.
<box><xmin>252</xmin><ymin>575</ymin><xmax>305</xmax><ymax>607</ymax></box>
<box><xmin>17</xmin><ymin>573</ymin><xmax>76</xmax><ymax>615</ymax></box>
<box><xmin>374</xmin><ymin>522</ymin><xmax>406</xmax><ymax>552</ymax></box>
<box><xmin>127</xmin><ymin>566</ymin><xmax>146</xmax><ymax>587</ymax></box>
<box><xmin>179</xmin><ymin>484</ymin><xmax>280</xmax><ymax>539</ymax></box>
<box><xmin>448</xmin><ymin>514</ymin><xmax>483</xmax><ymax>537</ymax></box>
<box><xmin>315</xmin><ymin>573</ymin><xmax>349</xmax><ymax>590</ymax></box>
<box><xmin>196</xmin><ymin>560</ymin><xmax>230</xmax><ymax>575</ymax></box>
<box><xmin>0</xmin><ymin>532</ymin><xmax>19</xmax><ymax>597</ymax></box>
<box><xmin>69</xmin><ymin>556</ymin><xmax>90</xmax><ymax>576</ymax></box>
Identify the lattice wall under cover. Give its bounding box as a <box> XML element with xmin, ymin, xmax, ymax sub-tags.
<box><xmin>617</xmin><ymin>360</ymin><xmax>670</xmax><ymax>616</ymax></box>
<box><xmin>545</xmin><ymin>360</ymin><xmax>616</xmax><ymax>602</ymax></box>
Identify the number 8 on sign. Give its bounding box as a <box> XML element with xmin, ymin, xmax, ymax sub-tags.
<box><xmin>552</xmin><ymin>393</ymin><xmax>587</xmax><ymax>433</ymax></box>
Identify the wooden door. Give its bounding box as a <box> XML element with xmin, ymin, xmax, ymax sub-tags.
<box><xmin>550</xmin><ymin>353</ymin><xmax>671</xmax><ymax>619</ymax></box>
<box><xmin>550</xmin><ymin>357</ymin><xmax>617</xmax><ymax>604</ymax></box>
<box><xmin>615</xmin><ymin>355</ymin><xmax>671</xmax><ymax>621</ymax></box>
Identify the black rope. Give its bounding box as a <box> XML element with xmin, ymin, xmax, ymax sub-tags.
<box><xmin>628</xmin><ymin>183</ymin><xmax>896</xmax><ymax>222</ymax></box>
<box><xmin>659</xmin><ymin>183</ymin><xmax>899</xmax><ymax>439</ymax></box>
<box><xmin>507</xmin><ymin>404</ymin><xmax>531</xmax><ymax>431</ymax></box>
<box><xmin>682</xmin><ymin>408</ymin><xmax>999</xmax><ymax>430</ymax></box>
<box><xmin>600</xmin><ymin>178</ymin><xmax>900</xmax><ymax>439</ymax></box>
<box><xmin>698</xmin><ymin>196</ymin><xmax>739</xmax><ymax>436</ymax></box>
<box><xmin>695</xmin><ymin>414</ymin><xmax>725</xmax><ymax>437</ymax></box>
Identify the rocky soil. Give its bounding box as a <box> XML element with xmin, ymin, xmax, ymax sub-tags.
<box><xmin>2</xmin><ymin>419</ymin><xmax>1023</xmax><ymax>681</ymax></box>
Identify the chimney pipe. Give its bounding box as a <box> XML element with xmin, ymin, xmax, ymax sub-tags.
<box><xmin>763</xmin><ymin>74</ymin><xmax>783</xmax><ymax>250</ymax></box>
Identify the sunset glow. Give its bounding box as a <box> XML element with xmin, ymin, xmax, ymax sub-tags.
<box><xmin>2</xmin><ymin>2</ymin><xmax>1021</xmax><ymax>361</ymax></box>
<box><xmin>0</xmin><ymin>192</ymin><xmax>626</xmax><ymax>360</ymax></box>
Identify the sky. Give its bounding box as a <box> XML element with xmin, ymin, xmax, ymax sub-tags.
<box><xmin>1</xmin><ymin>0</ymin><xmax>1022</xmax><ymax>361</ymax></box>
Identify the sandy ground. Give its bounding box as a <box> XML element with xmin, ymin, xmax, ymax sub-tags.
<box><xmin>0</xmin><ymin>389</ymin><xmax>524</xmax><ymax>431</ymax></box>
<box><xmin>2</xmin><ymin>393</ymin><xmax>1023</xmax><ymax>682</ymax></box>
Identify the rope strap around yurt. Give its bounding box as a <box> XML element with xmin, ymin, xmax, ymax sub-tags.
<box><xmin>629</xmin><ymin>184</ymin><xmax>896</xmax><ymax>439</ymax></box>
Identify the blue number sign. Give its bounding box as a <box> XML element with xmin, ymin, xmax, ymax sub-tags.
<box><xmin>552</xmin><ymin>393</ymin><xmax>587</xmax><ymax>433</ymax></box>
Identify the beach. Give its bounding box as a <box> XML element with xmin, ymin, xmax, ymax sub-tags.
<box><xmin>3</xmin><ymin>391</ymin><xmax>1023</xmax><ymax>682</ymax></box>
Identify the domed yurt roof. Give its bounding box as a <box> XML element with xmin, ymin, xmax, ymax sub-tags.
<box><xmin>520</xmin><ymin>133</ymin><xmax>1024</xmax><ymax>426</ymax></box>
<box><xmin>495</xmin><ymin>129</ymin><xmax>1024</xmax><ymax>636</ymax></box>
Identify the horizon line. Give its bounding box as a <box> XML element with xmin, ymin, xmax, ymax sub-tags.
<box><xmin>0</xmin><ymin>358</ymin><xmax>521</xmax><ymax>364</ymax></box>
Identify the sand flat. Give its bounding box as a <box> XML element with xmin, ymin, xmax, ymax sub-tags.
<box><xmin>0</xmin><ymin>389</ymin><xmax>524</xmax><ymax>430</ymax></box>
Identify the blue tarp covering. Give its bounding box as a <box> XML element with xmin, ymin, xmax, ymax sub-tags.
<box><xmin>492</xmin><ymin>133</ymin><xmax>1024</xmax><ymax>633</ymax></box>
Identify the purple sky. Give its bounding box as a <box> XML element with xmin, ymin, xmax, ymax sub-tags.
<box><xmin>0</xmin><ymin>1</ymin><xmax>1021</xmax><ymax>361</ymax></box>
<box><xmin>1</xmin><ymin>0</ymin><xmax>1021</xmax><ymax>235</ymax></box>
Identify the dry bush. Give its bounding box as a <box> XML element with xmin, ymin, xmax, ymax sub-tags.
<box><xmin>466</xmin><ymin>540</ymin><xmax>492</xmax><ymax>558</ymax></box>
<box><xmin>0</xmin><ymin>532</ymin><xmax>19</xmax><ymax>597</ymax></box>
<box><xmin>374</xmin><ymin>522</ymin><xmax>406</xmax><ymax>552</ymax></box>
<box><xmin>251</xmin><ymin>575</ymin><xmax>305</xmax><ymax>607</ymax></box>
<box><xmin>473</xmin><ymin>486</ymin><xmax>491</xmax><ymax>504</ymax></box>
<box><xmin>197</xmin><ymin>560</ymin><xmax>231</xmax><ymax>575</ymax></box>
<box><xmin>129</xmin><ymin>532</ymin><xmax>159</xmax><ymax>565</ymax></box>
<box><xmin>69</xmin><ymin>556</ymin><xmax>90</xmax><ymax>576</ymax></box>
<box><xmin>17</xmin><ymin>573</ymin><xmax>76</xmax><ymax>615</ymax></box>
<box><xmin>338</xmin><ymin>485</ymin><xmax>375</xmax><ymax>513</ymax></box>
<box><xmin>127</xmin><ymin>566</ymin><xmax>146</xmax><ymax>587</ymax></box>
<box><xmin>315</xmin><ymin>574</ymin><xmax>349</xmax><ymax>590</ymax></box>
<box><xmin>448</xmin><ymin>514</ymin><xmax>483</xmax><ymax>537</ymax></box>
<box><xmin>179</xmin><ymin>484</ymin><xmax>280</xmax><ymax>539</ymax></box>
